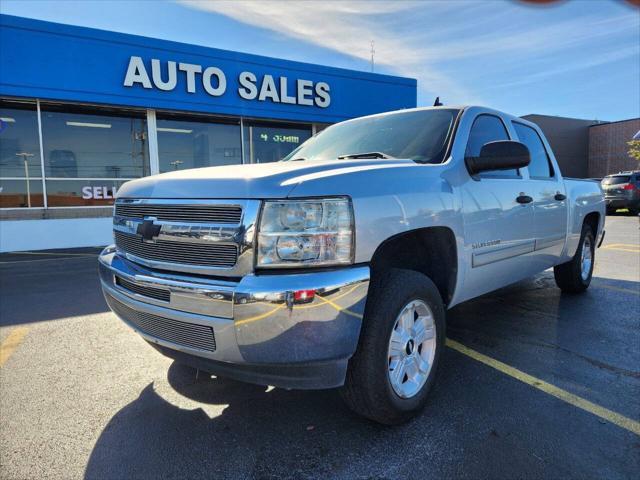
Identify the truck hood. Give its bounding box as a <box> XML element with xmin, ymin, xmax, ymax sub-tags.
<box><xmin>116</xmin><ymin>158</ymin><xmax>416</xmax><ymax>199</ymax></box>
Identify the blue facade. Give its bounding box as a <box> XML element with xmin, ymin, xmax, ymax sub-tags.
<box><xmin>0</xmin><ymin>15</ymin><xmax>416</xmax><ymax>123</ymax></box>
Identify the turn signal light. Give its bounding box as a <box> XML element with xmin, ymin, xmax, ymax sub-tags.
<box><xmin>293</xmin><ymin>289</ymin><xmax>315</xmax><ymax>304</ymax></box>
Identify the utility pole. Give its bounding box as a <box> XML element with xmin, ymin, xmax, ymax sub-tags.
<box><xmin>16</xmin><ymin>152</ymin><xmax>34</xmax><ymax>207</ymax></box>
<box><xmin>370</xmin><ymin>40</ymin><xmax>375</xmax><ymax>72</ymax></box>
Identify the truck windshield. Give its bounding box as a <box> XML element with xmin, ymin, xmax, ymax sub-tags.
<box><xmin>283</xmin><ymin>109</ymin><xmax>460</xmax><ymax>164</ymax></box>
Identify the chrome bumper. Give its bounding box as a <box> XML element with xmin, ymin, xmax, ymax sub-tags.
<box><xmin>99</xmin><ymin>246</ymin><xmax>370</xmax><ymax>389</ymax></box>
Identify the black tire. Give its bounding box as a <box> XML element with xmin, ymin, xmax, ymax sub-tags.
<box><xmin>553</xmin><ymin>223</ymin><xmax>595</xmax><ymax>293</ymax></box>
<box><xmin>606</xmin><ymin>207</ymin><xmax>615</xmax><ymax>216</ymax></box>
<box><xmin>340</xmin><ymin>269</ymin><xmax>445</xmax><ymax>425</ymax></box>
<box><xmin>628</xmin><ymin>207</ymin><xmax>639</xmax><ymax>217</ymax></box>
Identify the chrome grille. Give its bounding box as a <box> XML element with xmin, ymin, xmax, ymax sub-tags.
<box><xmin>115</xmin><ymin>204</ymin><xmax>242</xmax><ymax>224</ymax></box>
<box><xmin>105</xmin><ymin>293</ymin><xmax>216</xmax><ymax>352</ymax></box>
<box><xmin>115</xmin><ymin>276</ymin><xmax>170</xmax><ymax>302</ymax></box>
<box><xmin>115</xmin><ymin>231</ymin><xmax>238</xmax><ymax>268</ymax></box>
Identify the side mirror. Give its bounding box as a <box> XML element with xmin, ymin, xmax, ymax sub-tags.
<box><xmin>466</xmin><ymin>140</ymin><xmax>530</xmax><ymax>175</ymax></box>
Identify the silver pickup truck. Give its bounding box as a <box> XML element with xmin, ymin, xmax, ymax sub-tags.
<box><xmin>99</xmin><ymin>106</ymin><xmax>605</xmax><ymax>424</ymax></box>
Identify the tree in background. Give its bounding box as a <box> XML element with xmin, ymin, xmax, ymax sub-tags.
<box><xmin>629</xmin><ymin>131</ymin><xmax>640</xmax><ymax>167</ymax></box>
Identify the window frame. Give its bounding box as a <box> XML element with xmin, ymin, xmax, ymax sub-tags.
<box><xmin>512</xmin><ymin>121</ymin><xmax>556</xmax><ymax>180</ymax></box>
<box><xmin>465</xmin><ymin>113</ymin><xmax>523</xmax><ymax>180</ymax></box>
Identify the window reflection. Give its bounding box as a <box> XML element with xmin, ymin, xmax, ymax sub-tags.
<box><xmin>0</xmin><ymin>100</ymin><xmax>42</xmax><ymax>178</ymax></box>
<box><xmin>243</xmin><ymin>122</ymin><xmax>312</xmax><ymax>163</ymax></box>
<box><xmin>0</xmin><ymin>179</ymin><xmax>44</xmax><ymax>208</ymax></box>
<box><xmin>41</xmin><ymin>105</ymin><xmax>149</xmax><ymax>178</ymax></box>
<box><xmin>157</xmin><ymin>116</ymin><xmax>241</xmax><ymax>173</ymax></box>
<box><xmin>45</xmin><ymin>179</ymin><xmax>129</xmax><ymax>207</ymax></box>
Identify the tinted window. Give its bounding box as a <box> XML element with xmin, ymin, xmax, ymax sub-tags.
<box><xmin>513</xmin><ymin>122</ymin><xmax>553</xmax><ymax>178</ymax></box>
<box><xmin>602</xmin><ymin>175</ymin><xmax>630</xmax><ymax>186</ymax></box>
<box><xmin>283</xmin><ymin>109</ymin><xmax>458</xmax><ymax>164</ymax></box>
<box><xmin>0</xmin><ymin>101</ymin><xmax>42</xmax><ymax>178</ymax></box>
<box><xmin>244</xmin><ymin>122</ymin><xmax>312</xmax><ymax>163</ymax></box>
<box><xmin>0</xmin><ymin>100</ymin><xmax>44</xmax><ymax>208</ymax></box>
<box><xmin>465</xmin><ymin>114</ymin><xmax>516</xmax><ymax>177</ymax></box>
<box><xmin>157</xmin><ymin>116</ymin><xmax>242</xmax><ymax>173</ymax></box>
<box><xmin>0</xmin><ymin>179</ymin><xmax>44</xmax><ymax>208</ymax></box>
<box><xmin>41</xmin><ymin>106</ymin><xmax>149</xmax><ymax>178</ymax></box>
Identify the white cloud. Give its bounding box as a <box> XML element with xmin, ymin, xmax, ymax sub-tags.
<box><xmin>178</xmin><ymin>0</ymin><xmax>639</xmax><ymax>107</ymax></box>
<box><xmin>178</xmin><ymin>0</ymin><xmax>481</xmax><ymax>103</ymax></box>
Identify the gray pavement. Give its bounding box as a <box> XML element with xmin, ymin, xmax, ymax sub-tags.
<box><xmin>0</xmin><ymin>216</ymin><xmax>638</xmax><ymax>479</ymax></box>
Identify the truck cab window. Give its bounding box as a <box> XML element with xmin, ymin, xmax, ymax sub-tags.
<box><xmin>513</xmin><ymin>122</ymin><xmax>554</xmax><ymax>179</ymax></box>
<box><xmin>465</xmin><ymin>114</ymin><xmax>518</xmax><ymax>177</ymax></box>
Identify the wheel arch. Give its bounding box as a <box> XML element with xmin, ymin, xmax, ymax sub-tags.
<box><xmin>369</xmin><ymin>227</ymin><xmax>458</xmax><ymax>306</ymax></box>
<box><xmin>583</xmin><ymin>211</ymin><xmax>600</xmax><ymax>237</ymax></box>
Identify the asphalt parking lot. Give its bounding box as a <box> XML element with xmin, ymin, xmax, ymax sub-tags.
<box><xmin>1</xmin><ymin>215</ymin><xmax>638</xmax><ymax>479</ymax></box>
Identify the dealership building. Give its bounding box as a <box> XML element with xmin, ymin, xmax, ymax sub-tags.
<box><xmin>1</xmin><ymin>15</ymin><xmax>637</xmax><ymax>253</ymax></box>
<box><xmin>0</xmin><ymin>15</ymin><xmax>416</xmax><ymax>252</ymax></box>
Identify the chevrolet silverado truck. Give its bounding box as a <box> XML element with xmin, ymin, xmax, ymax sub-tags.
<box><xmin>99</xmin><ymin>106</ymin><xmax>605</xmax><ymax>424</ymax></box>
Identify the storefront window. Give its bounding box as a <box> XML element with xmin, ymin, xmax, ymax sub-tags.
<box><xmin>0</xmin><ymin>100</ymin><xmax>44</xmax><ymax>207</ymax></box>
<box><xmin>243</xmin><ymin>121</ymin><xmax>312</xmax><ymax>163</ymax></box>
<box><xmin>45</xmin><ymin>179</ymin><xmax>131</xmax><ymax>207</ymax></box>
<box><xmin>0</xmin><ymin>179</ymin><xmax>44</xmax><ymax>208</ymax></box>
<box><xmin>39</xmin><ymin>105</ymin><xmax>148</xmax><ymax>207</ymax></box>
<box><xmin>41</xmin><ymin>105</ymin><xmax>149</xmax><ymax>179</ymax></box>
<box><xmin>157</xmin><ymin>115</ymin><xmax>241</xmax><ymax>173</ymax></box>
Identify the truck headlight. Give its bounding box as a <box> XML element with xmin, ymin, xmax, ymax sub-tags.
<box><xmin>257</xmin><ymin>198</ymin><xmax>354</xmax><ymax>268</ymax></box>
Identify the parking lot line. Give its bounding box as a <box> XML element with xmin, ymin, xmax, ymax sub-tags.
<box><xmin>0</xmin><ymin>327</ymin><xmax>29</xmax><ymax>368</ymax></box>
<box><xmin>601</xmin><ymin>243</ymin><xmax>640</xmax><ymax>253</ymax></box>
<box><xmin>446</xmin><ymin>338</ymin><xmax>640</xmax><ymax>436</ymax></box>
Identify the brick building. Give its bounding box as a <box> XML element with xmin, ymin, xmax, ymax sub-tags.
<box><xmin>522</xmin><ymin>114</ymin><xmax>639</xmax><ymax>178</ymax></box>
<box><xmin>588</xmin><ymin>118</ymin><xmax>640</xmax><ymax>179</ymax></box>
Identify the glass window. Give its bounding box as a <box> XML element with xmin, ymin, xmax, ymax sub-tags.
<box><xmin>1</xmin><ymin>100</ymin><xmax>44</xmax><ymax>208</ymax></box>
<box><xmin>157</xmin><ymin>115</ymin><xmax>241</xmax><ymax>173</ymax></box>
<box><xmin>45</xmin><ymin>179</ymin><xmax>130</xmax><ymax>207</ymax></box>
<box><xmin>0</xmin><ymin>179</ymin><xmax>44</xmax><ymax>208</ymax></box>
<box><xmin>513</xmin><ymin>122</ymin><xmax>554</xmax><ymax>178</ymax></box>
<box><xmin>465</xmin><ymin>114</ymin><xmax>517</xmax><ymax>177</ymax></box>
<box><xmin>0</xmin><ymin>100</ymin><xmax>42</xmax><ymax>178</ymax></box>
<box><xmin>41</xmin><ymin>105</ymin><xmax>149</xmax><ymax>179</ymax></box>
<box><xmin>601</xmin><ymin>175</ymin><xmax>630</xmax><ymax>186</ymax></box>
<box><xmin>244</xmin><ymin>122</ymin><xmax>312</xmax><ymax>163</ymax></box>
<box><xmin>283</xmin><ymin>110</ymin><xmax>456</xmax><ymax>164</ymax></box>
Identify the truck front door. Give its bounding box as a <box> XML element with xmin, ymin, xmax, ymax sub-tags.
<box><xmin>459</xmin><ymin>113</ymin><xmax>537</xmax><ymax>300</ymax></box>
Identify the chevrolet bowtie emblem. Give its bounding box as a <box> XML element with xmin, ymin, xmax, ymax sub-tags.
<box><xmin>137</xmin><ymin>218</ymin><xmax>162</xmax><ymax>242</ymax></box>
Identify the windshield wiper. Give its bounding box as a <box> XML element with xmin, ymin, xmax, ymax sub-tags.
<box><xmin>337</xmin><ymin>151</ymin><xmax>395</xmax><ymax>160</ymax></box>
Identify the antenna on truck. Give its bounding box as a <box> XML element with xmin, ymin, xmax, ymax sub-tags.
<box><xmin>433</xmin><ymin>97</ymin><xmax>443</xmax><ymax>107</ymax></box>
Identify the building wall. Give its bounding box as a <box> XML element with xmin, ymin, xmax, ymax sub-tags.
<box><xmin>588</xmin><ymin>119</ymin><xmax>640</xmax><ymax>178</ymax></box>
<box><xmin>0</xmin><ymin>15</ymin><xmax>417</xmax><ymax>252</ymax></box>
<box><xmin>521</xmin><ymin>114</ymin><xmax>599</xmax><ymax>178</ymax></box>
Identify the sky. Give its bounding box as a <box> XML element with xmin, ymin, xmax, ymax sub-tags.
<box><xmin>1</xmin><ymin>0</ymin><xmax>638</xmax><ymax>121</ymax></box>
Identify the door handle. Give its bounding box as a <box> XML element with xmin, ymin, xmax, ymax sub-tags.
<box><xmin>554</xmin><ymin>192</ymin><xmax>566</xmax><ymax>201</ymax></box>
<box><xmin>516</xmin><ymin>194</ymin><xmax>533</xmax><ymax>204</ymax></box>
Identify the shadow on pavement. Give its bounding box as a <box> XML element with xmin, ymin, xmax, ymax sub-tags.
<box><xmin>84</xmin><ymin>271</ymin><xmax>639</xmax><ymax>480</ymax></box>
<box><xmin>0</xmin><ymin>250</ymin><xmax>108</xmax><ymax>326</ymax></box>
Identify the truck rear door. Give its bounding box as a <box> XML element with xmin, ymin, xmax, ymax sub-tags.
<box><xmin>512</xmin><ymin>121</ymin><xmax>567</xmax><ymax>268</ymax></box>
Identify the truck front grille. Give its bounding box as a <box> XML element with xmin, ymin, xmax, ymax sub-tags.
<box><xmin>114</xmin><ymin>231</ymin><xmax>238</xmax><ymax>268</ymax></box>
<box><xmin>105</xmin><ymin>293</ymin><xmax>216</xmax><ymax>352</ymax></box>
<box><xmin>115</xmin><ymin>276</ymin><xmax>170</xmax><ymax>303</ymax></box>
<box><xmin>115</xmin><ymin>204</ymin><xmax>242</xmax><ymax>224</ymax></box>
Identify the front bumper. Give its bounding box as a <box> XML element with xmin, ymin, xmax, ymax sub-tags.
<box><xmin>99</xmin><ymin>246</ymin><xmax>369</xmax><ymax>389</ymax></box>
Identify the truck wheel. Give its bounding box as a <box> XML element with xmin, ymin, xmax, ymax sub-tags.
<box><xmin>340</xmin><ymin>269</ymin><xmax>445</xmax><ymax>425</ymax></box>
<box><xmin>553</xmin><ymin>223</ymin><xmax>595</xmax><ymax>293</ymax></box>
